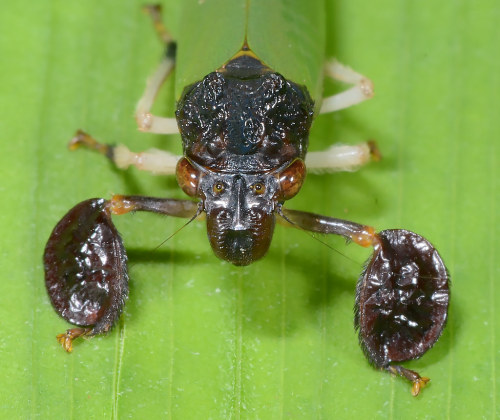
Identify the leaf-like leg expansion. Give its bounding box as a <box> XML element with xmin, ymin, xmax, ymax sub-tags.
<box><xmin>355</xmin><ymin>229</ymin><xmax>449</xmax><ymax>395</ymax></box>
<box><xmin>44</xmin><ymin>196</ymin><xmax>200</xmax><ymax>351</ymax></box>
<box><xmin>69</xmin><ymin>130</ymin><xmax>181</xmax><ymax>175</ymax></box>
<box><xmin>44</xmin><ymin>199</ymin><xmax>129</xmax><ymax>352</ymax></box>
<box><xmin>319</xmin><ymin>59</ymin><xmax>374</xmax><ymax>114</ymax></box>
<box><xmin>306</xmin><ymin>141</ymin><xmax>380</xmax><ymax>173</ymax></box>
<box><xmin>279</xmin><ymin>209</ymin><xmax>450</xmax><ymax>395</ymax></box>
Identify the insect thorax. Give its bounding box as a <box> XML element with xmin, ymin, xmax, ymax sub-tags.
<box><xmin>175</xmin><ymin>55</ymin><xmax>315</xmax><ymax>174</ymax></box>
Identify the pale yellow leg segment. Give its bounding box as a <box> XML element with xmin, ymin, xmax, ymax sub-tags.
<box><xmin>70</xmin><ymin>130</ymin><xmax>180</xmax><ymax>175</ymax></box>
<box><xmin>305</xmin><ymin>141</ymin><xmax>380</xmax><ymax>173</ymax></box>
<box><xmin>319</xmin><ymin>59</ymin><xmax>374</xmax><ymax>114</ymax></box>
<box><xmin>312</xmin><ymin>60</ymin><xmax>376</xmax><ymax>172</ymax></box>
<box><xmin>135</xmin><ymin>57</ymin><xmax>178</xmax><ymax>134</ymax></box>
<box><xmin>113</xmin><ymin>144</ymin><xmax>180</xmax><ymax>175</ymax></box>
<box><xmin>134</xmin><ymin>5</ymin><xmax>178</xmax><ymax>133</ymax></box>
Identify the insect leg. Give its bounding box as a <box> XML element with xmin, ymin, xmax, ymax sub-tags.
<box><xmin>45</xmin><ymin>198</ymin><xmax>129</xmax><ymax>352</ymax></box>
<box><xmin>45</xmin><ymin>195</ymin><xmax>200</xmax><ymax>352</ymax></box>
<box><xmin>310</xmin><ymin>60</ymin><xmax>376</xmax><ymax>173</ymax></box>
<box><xmin>142</xmin><ymin>4</ymin><xmax>174</xmax><ymax>45</ymax></box>
<box><xmin>279</xmin><ymin>207</ymin><xmax>375</xmax><ymax>246</ymax></box>
<box><xmin>305</xmin><ymin>141</ymin><xmax>380</xmax><ymax>173</ymax></box>
<box><xmin>319</xmin><ymin>59</ymin><xmax>374</xmax><ymax>114</ymax></box>
<box><xmin>135</xmin><ymin>55</ymin><xmax>178</xmax><ymax>134</ymax></box>
<box><xmin>134</xmin><ymin>5</ymin><xmax>179</xmax><ymax>134</ymax></box>
<box><xmin>69</xmin><ymin>130</ymin><xmax>181</xmax><ymax>175</ymax></box>
<box><xmin>107</xmin><ymin>194</ymin><xmax>200</xmax><ymax>219</ymax></box>
<box><xmin>278</xmin><ymin>207</ymin><xmax>449</xmax><ymax>396</ymax></box>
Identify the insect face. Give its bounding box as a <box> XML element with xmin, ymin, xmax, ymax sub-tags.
<box><xmin>176</xmin><ymin>157</ymin><xmax>307</xmax><ymax>266</ymax></box>
<box><xmin>200</xmin><ymin>171</ymin><xmax>278</xmax><ymax>266</ymax></box>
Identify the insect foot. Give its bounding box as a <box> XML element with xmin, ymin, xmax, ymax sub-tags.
<box><xmin>355</xmin><ymin>229</ymin><xmax>449</xmax><ymax>395</ymax></box>
<box><xmin>44</xmin><ymin>199</ymin><xmax>129</xmax><ymax>352</ymax></box>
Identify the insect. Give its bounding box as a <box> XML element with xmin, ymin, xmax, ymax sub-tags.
<box><xmin>44</xmin><ymin>2</ymin><xmax>449</xmax><ymax>396</ymax></box>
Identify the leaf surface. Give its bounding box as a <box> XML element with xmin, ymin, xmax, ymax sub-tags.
<box><xmin>0</xmin><ymin>0</ymin><xmax>497</xmax><ymax>418</ymax></box>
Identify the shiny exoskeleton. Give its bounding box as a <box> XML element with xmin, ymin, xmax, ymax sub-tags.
<box><xmin>44</xmin><ymin>36</ymin><xmax>449</xmax><ymax>396</ymax></box>
<box><xmin>175</xmin><ymin>53</ymin><xmax>313</xmax><ymax>265</ymax></box>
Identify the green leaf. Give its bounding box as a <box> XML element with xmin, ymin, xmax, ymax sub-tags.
<box><xmin>1</xmin><ymin>0</ymin><xmax>498</xmax><ymax>418</ymax></box>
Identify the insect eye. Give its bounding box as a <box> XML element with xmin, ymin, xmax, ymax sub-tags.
<box><xmin>277</xmin><ymin>159</ymin><xmax>305</xmax><ymax>200</ymax></box>
<box><xmin>213</xmin><ymin>181</ymin><xmax>225</xmax><ymax>194</ymax></box>
<box><xmin>252</xmin><ymin>182</ymin><xmax>266</xmax><ymax>195</ymax></box>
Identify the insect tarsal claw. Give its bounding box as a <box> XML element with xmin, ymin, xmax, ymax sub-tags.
<box><xmin>68</xmin><ymin>129</ymin><xmax>110</xmax><ymax>155</ymax></box>
<box><xmin>411</xmin><ymin>377</ymin><xmax>430</xmax><ymax>397</ymax></box>
<box><xmin>56</xmin><ymin>328</ymin><xmax>92</xmax><ymax>353</ymax></box>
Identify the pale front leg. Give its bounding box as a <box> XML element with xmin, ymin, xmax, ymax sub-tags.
<box><xmin>135</xmin><ymin>56</ymin><xmax>179</xmax><ymax>134</ymax></box>
<box><xmin>70</xmin><ymin>130</ymin><xmax>181</xmax><ymax>175</ymax></box>
<box><xmin>112</xmin><ymin>144</ymin><xmax>180</xmax><ymax>175</ymax></box>
<box><xmin>142</xmin><ymin>4</ymin><xmax>173</xmax><ymax>44</ymax></box>
<box><xmin>305</xmin><ymin>141</ymin><xmax>380</xmax><ymax>173</ymax></box>
<box><xmin>319</xmin><ymin>59</ymin><xmax>374</xmax><ymax>114</ymax></box>
<box><xmin>134</xmin><ymin>4</ymin><xmax>179</xmax><ymax>134</ymax></box>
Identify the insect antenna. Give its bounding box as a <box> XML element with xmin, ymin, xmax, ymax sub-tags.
<box><xmin>129</xmin><ymin>204</ymin><xmax>203</xmax><ymax>269</ymax></box>
<box><xmin>155</xmin><ymin>206</ymin><xmax>202</xmax><ymax>252</ymax></box>
<box><xmin>277</xmin><ymin>207</ymin><xmax>363</xmax><ymax>267</ymax></box>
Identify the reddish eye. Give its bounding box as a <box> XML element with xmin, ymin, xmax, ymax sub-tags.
<box><xmin>252</xmin><ymin>182</ymin><xmax>266</xmax><ymax>195</ymax></box>
<box><xmin>277</xmin><ymin>159</ymin><xmax>306</xmax><ymax>200</ymax></box>
<box><xmin>176</xmin><ymin>157</ymin><xmax>200</xmax><ymax>197</ymax></box>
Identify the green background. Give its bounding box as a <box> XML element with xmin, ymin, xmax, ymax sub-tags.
<box><xmin>0</xmin><ymin>0</ymin><xmax>498</xmax><ymax>418</ymax></box>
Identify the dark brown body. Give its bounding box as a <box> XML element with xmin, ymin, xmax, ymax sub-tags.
<box><xmin>175</xmin><ymin>52</ymin><xmax>313</xmax><ymax>265</ymax></box>
<box><xmin>177</xmin><ymin>54</ymin><xmax>313</xmax><ymax>174</ymax></box>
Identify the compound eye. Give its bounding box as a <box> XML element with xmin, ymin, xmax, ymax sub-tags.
<box><xmin>251</xmin><ymin>182</ymin><xmax>266</xmax><ymax>195</ymax></box>
<box><xmin>278</xmin><ymin>159</ymin><xmax>306</xmax><ymax>200</ymax></box>
<box><xmin>176</xmin><ymin>157</ymin><xmax>201</xmax><ymax>197</ymax></box>
<box><xmin>213</xmin><ymin>181</ymin><xmax>226</xmax><ymax>194</ymax></box>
